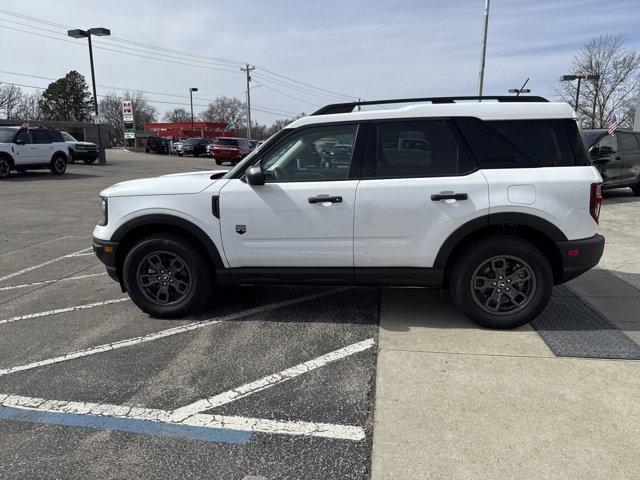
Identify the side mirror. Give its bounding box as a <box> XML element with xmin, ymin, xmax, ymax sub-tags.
<box><xmin>589</xmin><ymin>145</ymin><xmax>599</xmax><ymax>157</ymax></box>
<box><xmin>245</xmin><ymin>165</ymin><xmax>265</xmax><ymax>186</ymax></box>
<box><xmin>15</xmin><ymin>139</ymin><xmax>25</xmax><ymax>145</ymax></box>
<box><xmin>598</xmin><ymin>145</ymin><xmax>614</xmax><ymax>156</ymax></box>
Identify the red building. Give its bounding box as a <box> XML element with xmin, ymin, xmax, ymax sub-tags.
<box><xmin>144</xmin><ymin>121</ymin><xmax>234</xmax><ymax>139</ymax></box>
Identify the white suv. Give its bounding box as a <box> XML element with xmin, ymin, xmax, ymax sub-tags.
<box><xmin>0</xmin><ymin>126</ymin><xmax>69</xmax><ymax>178</ymax></box>
<box><xmin>93</xmin><ymin>96</ymin><xmax>605</xmax><ymax>328</ymax></box>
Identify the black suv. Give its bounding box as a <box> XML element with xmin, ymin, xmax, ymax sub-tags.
<box><xmin>584</xmin><ymin>129</ymin><xmax>640</xmax><ymax>195</ymax></box>
<box><xmin>145</xmin><ymin>136</ymin><xmax>170</xmax><ymax>154</ymax></box>
<box><xmin>179</xmin><ymin>137</ymin><xmax>211</xmax><ymax>157</ymax></box>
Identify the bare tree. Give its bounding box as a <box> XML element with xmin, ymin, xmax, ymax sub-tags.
<box><xmin>99</xmin><ymin>91</ymin><xmax>158</xmax><ymax>139</ymax></box>
<box><xmin>0</xmin><ymin>84</ymin><xmax>24</xmax><ymax>119</ymax></box>
<box><xmin>200</xmin><ymin>96</ymin><xmax>246</xmax><ymax>126</ymax></box>
<box><xmin>163</xmin><ymin>108</ymin><xmax>191</xmax><ymax>122</ymax></box>
<box><xmin>15</xmin><ymin>91</ymin><xmax>44</xmax><ymax>120</ymax></box>
<box><xmin>557</xmin><ymin>34</ymin><xmax>640</xmax><ymax>128</ymax></box>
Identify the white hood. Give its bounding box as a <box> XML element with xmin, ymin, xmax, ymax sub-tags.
<box><xmin>100</xmin><ymin>170</ymin><xmax>226</xmax><ymax>197</ymax></box>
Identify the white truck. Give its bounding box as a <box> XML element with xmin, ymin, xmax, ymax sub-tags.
<box><xmin>93</xmin><ymin>96</ymin><xmax>605</xmax><ymax>329</ymax></box>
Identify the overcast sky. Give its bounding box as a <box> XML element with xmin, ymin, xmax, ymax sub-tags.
<box><xmin>1</xmin><ymin>0</ymin><xmax>640</xmax><ymax>125</ymax></box>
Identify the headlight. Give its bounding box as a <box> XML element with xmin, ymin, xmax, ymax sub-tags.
<box><xmin>99</xmin><ymin>196</ymin><xmax>108</xmax><ymax>226</ymax></box>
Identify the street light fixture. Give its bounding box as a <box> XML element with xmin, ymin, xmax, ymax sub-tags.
<box><xmin>67</xmin><ymin>27</ymin><xmax>110</xmax><ymax>163</ymax></box>
<box><xmin>560</xmin><ymin>74</ymin><xmax>600</xmax><ymax>111</ymax></box>
<box><xmin>189</xmin><ymin>87</ymin><xmax>198</xmax><ymax>134</ymax></box>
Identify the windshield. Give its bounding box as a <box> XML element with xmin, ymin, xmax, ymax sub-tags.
<box><xmin>583</xmin><ymin>131</ymin><xmax>605</xmax><ymax>147</ymax></box>
<box><xmin>62</xmin><ymin>132</ymin><xmax>77</xmax><ymax>142</ymax></box>
<box><xmin>217</xmin><ymin>138</ymin><xmax>239</xmax><ymax>146</ymax></box>
<box><xmin>0</xmin><ymin>128</ymin><xmax>17</xmax><ymax>143</ymax></box>
<box><xmin>184</xmin><ymin>138</ymin><xmax>199</xmax><ymax>145</ymax></box>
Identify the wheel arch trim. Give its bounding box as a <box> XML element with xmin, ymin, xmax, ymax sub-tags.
<box><xmin>111</xmin><ymin>214</ymin><xmax>225</xmax><ymax>270</ymax></box>
<box><xmin>433</xmin><ymin>212</ymin><xmax>567</xmax><ymax>269</ymax></box>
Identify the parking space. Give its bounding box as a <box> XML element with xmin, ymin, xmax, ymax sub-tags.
<box><xmin>0</xmin><ymin>150</ymin><xmax>377</xmax><ymax>479</ymax></box>
<box><xmin>1</xmin><ymin>150</ymin><xmax>640</xmax><ymax>479</ymax></box>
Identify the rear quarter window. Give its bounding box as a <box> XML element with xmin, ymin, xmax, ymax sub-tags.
<box><xmin>455</xmin><ymin>118</ymin><xmax>578</xmax><ymax>168</ymax></box>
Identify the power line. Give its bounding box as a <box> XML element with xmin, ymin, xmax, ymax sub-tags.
<box><xmin>1</xmin><ymin>80</ymin><xmax>293</xmax><ymax>117</ymax></box>
<box><xmin>252</xmin><ymin>74</ymin><xmax>345</xmax><ymax>102</ymax></box>
<box><xmin>254</xmin><ymin>82</ymin><xmax>320</xmax><ymax>107</ymax></box>
<box><xmin>0</xmin><ymin>8</ymin><xmax>357</xmax><ymax>101</ymax></box>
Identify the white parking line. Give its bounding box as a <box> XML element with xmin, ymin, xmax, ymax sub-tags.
<box><xmin>0</xmin><ymin>288</ymin><xmax>351</xmax><ymax>376</ymax></box>
<box><xmin>0</xmin><ymin>272</ymin><xmax>107</xmax><ymax>292</ymax></box>
<box><xmin>0</xmin><ymin>393</ymin><xmax>365</xmax><ymax>441</ymax></box>
<box><xmin>0</xmin><ymin>298</ymin><xmax>129</xmax><ymax>326</ymax></box>
<box><xmin>171</xmin><ymin>337</ymin><xmax>376</xmax><ymax>422</ymax></box>
<box><xmin>0</xmin><ymin>247</ymin><xmax>93</xmax><ymax>283</ymax></box>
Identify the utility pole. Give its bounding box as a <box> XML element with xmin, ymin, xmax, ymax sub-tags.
<box><xmin>241</xmin><ymin>64</ymin><xmax>255</xmax><ymax>141</ymax></box>
<box><xmin>634</xmin><ymin>86</ymin><xmax>640</xmax><ymax>131</ymax></box>
<box><xmin>477</xmin><ymin>0</ymin><xmax>490</xmax><ymax>97</ymax></box>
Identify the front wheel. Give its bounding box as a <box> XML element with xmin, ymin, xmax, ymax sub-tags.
<box><xmin>450</xmin><ymin>237</ymin><xmax>553</xmax><ymax>329</ymax></box>
<box><xmin>50</xmin><ymin>155</ymin><xmax>67</xmax><ymax>175</ymax></box>
<box><xmin>122</xmin><ymin>233</ymin><xmax>212</xmax><ymax>318</ymax></box>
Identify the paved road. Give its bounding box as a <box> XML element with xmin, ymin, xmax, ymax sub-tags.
<box><xmin>0</xmin><ymin>150</ymin><xmax>378</xmax><ymax>479</ymax></box>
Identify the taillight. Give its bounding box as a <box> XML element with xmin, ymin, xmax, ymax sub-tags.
<box><xmin>589</xmin><ymin>182</ymin><xmax>603</xmax><ymax>224</ymax></box>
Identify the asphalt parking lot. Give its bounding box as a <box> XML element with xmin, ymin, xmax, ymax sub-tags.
<box><xmin>0</xmin><ymin>150</ymin><xmax>377</xmax><ymax>479</ymax></box>
<box><xmin>1</xmin><ymin>149</ymin><xmax>639</xmax><ymax>479</ymax></box>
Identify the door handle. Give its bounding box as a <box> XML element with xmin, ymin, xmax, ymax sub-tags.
<box><xmin>431</xmin><ymin>192</ymin><xmax>468</xmax><ymax>201</ymax></box>
<box><xmin>308</xmin><ymin>195</ymin><xmax>342</xmax><ymax>204</ymax></box>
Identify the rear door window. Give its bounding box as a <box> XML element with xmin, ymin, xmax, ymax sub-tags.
<box><xmin>373</xmin><ymin>120</ymin><xmax>476</xmax><ymax>178</ymax></box>
<box><xmin>31</xmin><ymin>130</ymin><xmax>51</xmax><ymax>144</ymax></box>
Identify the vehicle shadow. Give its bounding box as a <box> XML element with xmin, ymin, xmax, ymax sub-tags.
<box><xmin>603</xmin><ymin>188</ymin><xmax>638</xmax><ymax>205</ymax></box>
<box><xmin>7</xmin><ymin>172</ymin><xmax>100</xmax><ymax>181</ymax></box>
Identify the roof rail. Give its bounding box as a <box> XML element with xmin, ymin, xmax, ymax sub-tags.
<box><xmin>311</xmin><ymin>95</ymin><xmax>549</xmax><ymax>116</ymax></box>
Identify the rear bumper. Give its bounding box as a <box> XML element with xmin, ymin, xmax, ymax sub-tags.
<box><xmin>92</xmin><ymin>236</ymin><xmax>120</xmax><ymax>283</ymax></box>
<box><xmin>556</xmin><ymin>234</ymin><xmax>605</xmax><ymax>283</ymax></box>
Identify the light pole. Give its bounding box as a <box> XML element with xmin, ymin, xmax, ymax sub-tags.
<box><xmin>560</xmin><ymin>74</ymin><xmax>599</xmax><ymax>112</ymax></box>
<box><xmin>189</xmin><ymin>87</ymin><xmax>198</xmax><ymax>135</ymax></box>
<box><xmin>477</xmin><ymin>0</ymin><xmax>491</xmax><ymax>97</ymax></box>
<box><xmin>68</xmin><ymin>27</ymin><xmax>110</xmax><ymax>164</ymax></box>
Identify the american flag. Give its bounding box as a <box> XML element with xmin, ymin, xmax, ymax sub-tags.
<box><xmin>608</xmin><ymin>115</ymin><xmax>620</xmax><ymax>135</ymax></box>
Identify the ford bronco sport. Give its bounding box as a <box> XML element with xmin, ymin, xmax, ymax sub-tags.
<box><xmin>93</xmin><ymin>96</ymin><xmax>605</xmax><ymax>329</ymax></box>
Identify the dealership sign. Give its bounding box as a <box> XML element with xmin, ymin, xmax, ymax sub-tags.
<box><xmin>122</xmin><ymin>101</ymin><xmax>135</xmax><ymax>140</ymax></box>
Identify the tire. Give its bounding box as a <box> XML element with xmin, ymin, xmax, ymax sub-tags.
<box><xmin>0</xmin><ymin>156</ymin><xmax>11</xmax><ymax>179</ymax></box>
<box><xmin>68</xmin><ymin>151</ymin><xmax>76</xmax><ymax>164</ymax></box>
<box><xmin>83</xmin><ymin>157</ymin><xmax>97</xmax><ymax>165</ymax></box>
<box><xmin>50</xmin><ymin>155</ymin><xmax>67</xmax><ymax>175</ymax></box>
<box><xmin>193</xmin><ymin>153</ymin><xmax>200</xmax><ymax>158</ymax></box>
<box><xmin>450</xmin><ymin>236</ymin><xmax>553</xmax><ymax>329</ymax></box>
<box><xmin>215</xmin><ymin>159</ymin><xmax>222</xmax><ymax>166</ymax></box>
<box><xmin>632</xmin><ymin>183</ymin><xmax>640</xmax><ymax>196</ymax></box>
<box><xmin>122</xmin><ymin>233</ymin><xmax>212</xmax><ymax>318</ymax></box>
<box><xmin>178</xmin><ymin>153</ymin><xmax>183</xmax><ymax>157</ymax></box>
<box><xmin>145</xmin><ymin>148</ymin><xmax>150</xmax><ymax>153</ymax></box>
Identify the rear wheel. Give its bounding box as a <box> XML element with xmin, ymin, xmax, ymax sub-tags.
<box><xmin>123</xmin><ymin>233</ymin><xmax>212</xmax><ymax>318</ymax></box>
<box><xmin>450</xmin><ymin>237</ymin><xmax>553</xmax><ymax>329</ymax></box>
<box><xmin>50</xmin><ymin>155</ymin><xmax>67</xmax><ymax>175</ymax></box>
<box><xmin>0</xmin><ymin>157</ymin><xmax>11</xmax><ymax>178</ymax></box>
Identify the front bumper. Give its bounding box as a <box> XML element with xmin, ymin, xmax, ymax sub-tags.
<box><xmin>73</xmin><ymin>150</ymin><xmax>100</xmax><ymax>160</ymax></box>
<box><xmin>93</xmin><ymin>236</ymin><xmax>120</xmax><ymax>283</ymax></box>
<box><xmin>556</xmin><ymin>233</ymin><xmax>605</xmax><ymax>283</ymax></box>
